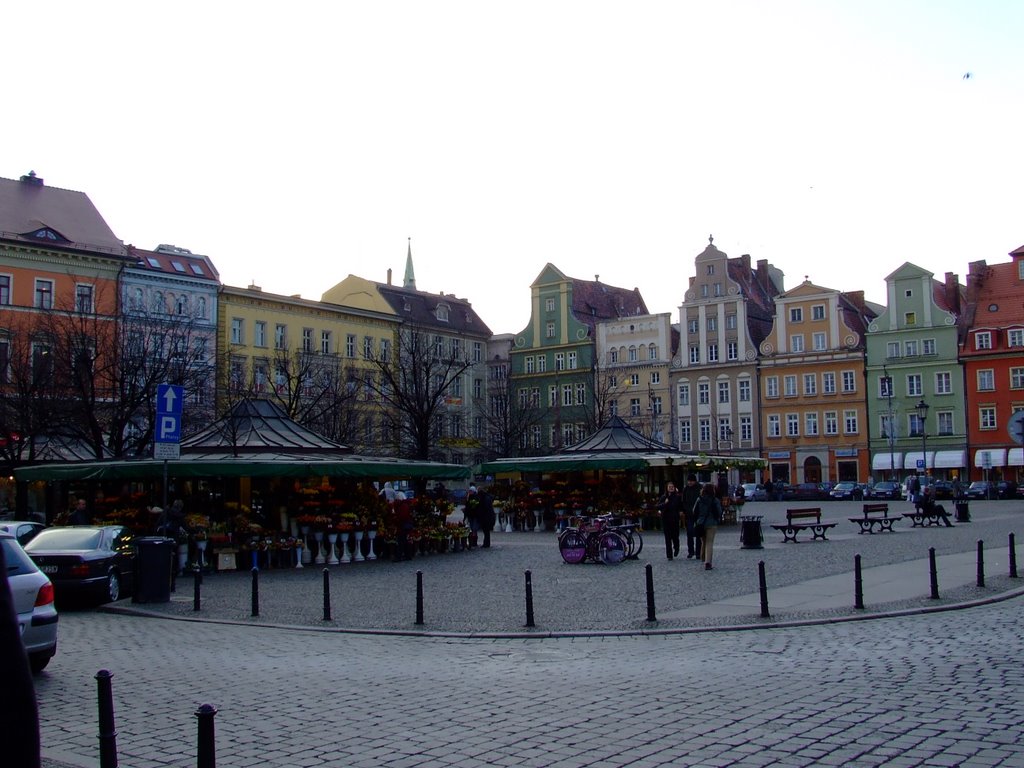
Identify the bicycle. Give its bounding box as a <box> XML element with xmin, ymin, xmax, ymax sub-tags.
<box><xmin>557</xmin><ymin>515</ymin><xmax>629</xmax><ymax>564</ymax></box>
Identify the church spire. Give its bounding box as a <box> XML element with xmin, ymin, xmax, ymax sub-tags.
<box><xmin>403</xmin><ymin>237</ymin><xmax>416</xmax><ymax>289</ymax></box>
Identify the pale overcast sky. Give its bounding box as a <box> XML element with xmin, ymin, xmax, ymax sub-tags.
<box><xmin>6</xmin><ymin>1</ymin><xmax>1022</xmax><ymax>334</ymax></box>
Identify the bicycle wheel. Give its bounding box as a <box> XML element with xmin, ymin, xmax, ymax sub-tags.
<box><xmin>558</xmin><ymin>529</ymin><xmax>588</xmax><ymax>564</ymax></box>
<box><xmin>598</xmin><ymin>531</ymin><xmax>628</xmax><ymax>565</ymax></box>
<box><xmin>627</xmin><ymin>528</ymin><xmax>643</xmax><ymax>559</ymax></box>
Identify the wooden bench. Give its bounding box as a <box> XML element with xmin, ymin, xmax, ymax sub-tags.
<box><xmin>849</xmin><ymin>503</ymin><xmax>899</xmax><ymax>534</ymax></box>
<box><xmin>771</xmin><ymin>508</ymin><xmax>837</xmax><ymax>543</ymax></box>
<box><xmin>902</xmin><ymin>503</ymin><xmax>954</xmax><ymax>528</ymax></box>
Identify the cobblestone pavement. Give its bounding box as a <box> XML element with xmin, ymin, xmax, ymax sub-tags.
<box><xmin>38</xmin><ymin>597</ymin><xmax>1024</xmax><ymax>768</ymax></box>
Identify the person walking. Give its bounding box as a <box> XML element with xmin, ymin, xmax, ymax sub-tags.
<box><xmin>680</xmin><ymin>474</ymin><xmax>702</xmax><ymax>559</ymax></box>
<box><xmin>657</xmin><ymin>482</ymin><xmax>682</xmax><ymax>560</ymax></box>
<box><xmin>694</xmin><ymin>482</ymin><xmax>723</xmax><ymax>570</ymax></box>
<box><xmin>478</xmin><ymin>488</ymin><xmax>496</xmax><ymax>547</ymax></box>
<box><xmin>464</xmin><ymin>485</ymin><xmax>481</xmax><ymax>547</ymax></box>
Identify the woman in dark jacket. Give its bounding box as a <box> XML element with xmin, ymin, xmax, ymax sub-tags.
<box><xmin>694</xmin><ymin>483</ymin><xmax>723</xmax><ymax>570</ymax></box>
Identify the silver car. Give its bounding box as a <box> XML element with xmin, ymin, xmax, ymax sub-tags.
<box><xmin>2</xmin><ymin>532</ymin><xmax>59</xmax><ymax>673</ymax></box>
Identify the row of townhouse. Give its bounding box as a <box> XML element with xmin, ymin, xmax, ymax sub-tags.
<box><xmin>510</xmin><ymin>237</ymin><xmax>1024</xmax><ymax>486</ymax></box>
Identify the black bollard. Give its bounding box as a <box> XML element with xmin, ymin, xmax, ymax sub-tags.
<box><xmin>929</xmin><ymin>547</ymin><xmax>939</xmax><ymax>599</ymax></box>
<box><xmin>525</xmin><ymin>569</ymin><xmax>535</xmax><ymax>627</ymax></box>
<box><xmin>854</xmin><ymin>554</ymin><xmax>864</xmax><ymax>610</ymax></box>
<box><xmin>251</xmin><ymin>567</ymin><xmax>259</xmax><ymax>617</ymax></box>
<box><xmin>95</xmin><ymin>669</ymin><xmax>118</xmax><ymax>768</ymax></box>
<box><xmin>645</xmin><ymin>563</ymin><xmax>656</xmax><ymax>622</ymax></box>
<box><xmin>195</xmin><ymin>704</ymin><xmax>218</xmax><ymax>768</ymax></box>
<box><xmin>977</xmin><ymin>540</ymin><xmax>985</xmax><ymax>588</ymax></box>
<box><xmin>322</xmin><ymin>568</ymin><xmax>332</xmax><ymax>621</ymax></box>
<box><xmin>1011</xmin><ymin>533</ymin><xmax>1018</xmax><ymax>579</ymax></box>
<box><xmin>758</xmin><ymin>561</ymin><xmax>769</xmax><ymax>618</ymax></box>
<box><xmin>415</xmin><ymin>570</ymin><xmax>424</xmax><ymax>625</ymax></box>
<box><xmin>193</xmin><ymin>566</ymin><xmax>202</xmax><ymax>612</ymax></box>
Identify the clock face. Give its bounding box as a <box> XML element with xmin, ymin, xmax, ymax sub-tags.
<box><xmin>1009</xmin><ymin>411</ymin><xmax>1024</xmax><ymax>445</ymax></box>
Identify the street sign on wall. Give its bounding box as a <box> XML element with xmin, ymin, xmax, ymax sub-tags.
<box><xmin>154</xmin><ymin>384</ymin><xmax>184</xmax><ymax>460</ymax></box>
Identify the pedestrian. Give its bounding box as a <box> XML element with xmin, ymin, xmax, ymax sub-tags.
<box><xmin>464</xmin><ymin>485</ymin><xmax>480</xmax><ymax>547</ymax></box>
<box><xmin>907</xmin><ymin>475</ymin><xmax>920</xmax><ymax>506</ymax></box>
<box><xmin>763</xmin><ymin>477</ymin><xmax>773</xmax><ymax>500</ymax></box>
<box><xmin>68</xmin><ymin>498</ymin><xmax>90</xmax><ymax>526</ymax></box>
<box><xmin>681</xmin><ymin>474</ymin><xmax>702</xmax><ymax>559</ymax></box>
<box><xmin>694</xmin><ymin>483</ymin><xmax>723</xmax><ymax>570</ymax></box>
<box><xmin>477</xmin><ymin>488</ymin><xmax>496</xmax><ymax>548</ymax></box>
<box><xmin>657</xmin><ymin>482</ymin><xmax>682</xmax><ymax>559</ymax></box>
<box><xmin>952</xmin><ymin>477</ymin><xmax>962</xmax><ymax>499</ymax></box>
<box><xmin>380</xmin><ymin>482</ymin><xmax>397</xmax><ymax>502</ymax></box>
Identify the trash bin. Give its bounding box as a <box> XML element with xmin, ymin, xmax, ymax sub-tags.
<box><xmin>739</xmin><ymin>515</ymin><xmax>764</xmax><ymax>549</ymax></box>
<box><xmin>954</xmin><ymin>500</ymin><xmax>970</xmax><ymax>523</ymax></box>
<box><xmin>133</xmin><ymin>536</ymin><xmax>175</xmax><ymax>604</ymax></box>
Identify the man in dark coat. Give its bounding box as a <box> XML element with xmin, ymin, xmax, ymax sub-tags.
<box><xmin>477</xmin><ymin>490</ymin><xmax>497</xmax><ymax>548</ymax></box>
<box><xmin>681</xmin><ymin>474</ymin><xmax>702</xmax><ymax>559</ymax></box>
<box><xmin>658</xmin><ymin>482</ymin><xmax>683</xmax><ymax>560</ymax></box>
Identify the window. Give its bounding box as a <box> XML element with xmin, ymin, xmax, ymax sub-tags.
<box><xmin>1012</xmin><ymin>367</ymin><xmax>1024</xmax><ymax>389</ymax></box>
<box><xmin>812</xmin><ymin>332</ymin><xmax>826</xmax><ymax>351</ymax></box>
<box><xmin>803</xmin><ymin>374</ymin><xmax>817</xmax><ymax>396</ymax></box>
<box><xmin>718</xmin><ymin>419</ymin><xmax>732</xmax><ymax>442</ymax></box>
<box><xmin>922</xmin><ymin>338</ymin><xmax>936</xmax><ymax>355</ymax></box>
<box><xmin>842</xmin><ymin>371</ymin><xmax>856</xmax><ymax>393</ymax></box>
<box><xmin>880</xmin><ymin>414</ymin><xmax>895</xmax><ymax>439</ymax></box>
<box><xmin>554</xmin><ymin>352</ymin><xmax>565</xmax><ymax>371</ymax></box>
<box><xmin>934</xmin><ymin>371</ymin><xmax>951</xmax><ymax>394</ymax></box>
<box><xmin>650</xmin><ymin>371</ymin><xmax>660</xmax><ymax>385</ymax></box>
<box><xmin>648</xmin><ymin>344</ymin><xmax>657</xmax><ymax>361</ymax></box>
<box><xmin>346</xmin><ymin>334</ymin><xmax>356</xmax><ymax>357</ymax></box>
<box><xmin>609</xmin><ymin>375</ymin><xmax>617</xmax><ymax>388</ymax></box>
<box><xmin>698</xmin><ymin>382</ymin><xmax>710</xmax><ymax>405</ymax></box>
<box><xmin>786</xmin><ymin>414</ymin><xmax>799</xmax><ymax>436</ymax></box>
<box><xmin>905</xmin><ymin>312</ymin><xmax>916</xmax><ymax>325</ymax></box>
<box><xmin>714</xmin><ymin>283</ymin><xmax>722</xmax><ymax>296</ymax></box>
<box><xmin>904</xmin><ymin>340</ymin><xmax>918</xmax><ymax>356</ymax></box>
<box><xmin>75</xmin><ymin>284</ymin><xmax>94</xmax><ymax>313</ymax></box>
<box><xmin>364</xmin><ymin>336</ymin><xmax>374</xmax><ymax>359</ymax></box>
<box><xmin>174</xmin><ymin>294</ymin><xmax>188</xmax><ymax>315</ymax></box>
<box><xmin>766</xmin><ymin>376</ymin><xmax>779</xmax><ymax>398</ymax></box>
<box><xmin>34</xmin><ymin>279</ymin><xmax>53</xmax><ymax>309</ymax></box>
<box><xmin>569</xmin><ymin>351</ymin><xmax>579</xmax><ymax>369</ymax></box>
<box><xmin>740</xmin><ymin>415</ymin><xmax>752</xmax><ymax>441</ymax></box>
<box><xmin>609</xmin><ymin>349</ymin><xmax>618</xmax><ymax>364</ymax></box>
<box><xmin>630</xmin><ymin>398</ymin><xmax>641</xmax><ymax>417</ymax></box>
<box><xmin>707</xmin><ymin>317</ymin><xmax>717</xmax><ymax>331</ymax></box>
<box><xmin>302</xmin><ymin>328</ymin><xmax>313</xmax><ymax>352</ymax></box>
<box><xmin>727</xmin><ymin>341</ymin><xmax>738</xmax><ymax>360</ymax></box>
<box><xmin>767</xmin><ymin>414</ymin><xmax>781</xmax><ymax>438</ymax></box>
<box><xmin>812</xmin><ymin>304</ymin><xmax>826</xmax><ymax>320</ymax></box>
<box><xmin>784</xmin><ymin>375</ymin><xmax>797</xmax><ymax>397</ymax></box>
<box><xmin>739</xmin><ymin>379</ymin><xmax>751</xmax><ymax>402</ymax></box>
<box><xmin>152</xmin><ymin>291</ymin><xmax>165</xmax><ymax>313</ymax></box>
<box><xmin>275</xmin><ymin>324</ymin><xmax>287</xmax><ymax>350</ymax></box>
<box><xmin>790</xmin><ymin>307</ymin><xmax>803</xmax><ymax>322</ymax></box>
<box><xmin>790</xmin><ymin>334</ymin><xmax>804</xmax><ymax>352</ymax></box>
<box><xmin>0</xmin><ymin>338</ymin><xmax>8</xmax><ymax>382</ymax></box>
<box><xmin>651</xmin><ymin>395</ymin><xmax>662</xmax><ymax>415</ymax></box>
<box><xmin>0</xmin><ymin>275</ymin><xmax>10</xmax><ymax>305</ymax></box>
<box><xmin>1009</xmin><ymin>329</ymin><xmax>1024</xmax><ymax>348</ymax></box>
<box><xmin>678</xmin><ymin>383</ymin><xmax>690</xmax><ymax>407</ymax></box>
<box><xmin>32</xmin><ymin>342</ymin><xmax>52</xmax><ymax>384</ymax></box>
<box><xmin>844</xmin><ymin>410</ymin><xmax>858</xmax><ymax>434</ymax></box>
<box><xmin>824</xmin><ymin>411</ymin><xmax>838</xmax><ymax>435</ymax></box>
<box><xmin>472</xmin><ymin>342</ymin><xmax>482</xmax><ymax>363</ymax></box>
<box><xmin>609</xmin><ymin>400</ymin><xmax>619</xmax><ymax>417</ymax></box>
<box><xmin>887</xmin><ymin>341</ymin><xmax>901</xmax><ymax>358</ymax></box>
<box><xmin>575</xmin><ymin>383</ymin><xmax>586</xmax><ymax>406</ymax></box>
<box><xmin>450</xmin><ymin>338</ymin><xmax>462</xmax><ymax>359</ymax></box>
<box><xmin>689</xmin><ymin>346</ymin><xmax>700</xmax><ymax>364</ymax></box>
<box><xmin>688</xmin><ymin>318</ymin><xmax>698</xmax><ymax>334</ymax></box>
<box><xmin>701</xmin><ymin>284</ymin><xmax>708</xmax><ymax>298</ymax></box>
<box><xmin>707</xmin><ymin>343</ymin><xmax>718</xmax><ymax>362</ymax></box>
<box><xmin>230</xmin><ymin>318</ymin><xmax>244</xmax><ymax>344</ymax></box>
<box><xmin>805</xmin><ymin>412</ymin><xmax>819</xmax><ymax>436</ymax></box>
<box><xmin>562</xmin><ymin>384</ymin><xmax>572</xmax><ymax>407</ymax></box>
<box><xmin>706</xmin><ymin>264</ymin><xmax>715</xmax><ymax>275</ymax></box>
<box><xmin>321</xmin><ymin>331</ymin><xmax>331</xmax><ymax>355</ymax></box>
<box><xmin>909</xmin><ymin>413</ymin><xmax>925</xmax><ymax>437</ymax></box>
<box><xmin>545</xmin><ymin>298</ymin><xmax>555</xmax><ymax>312</ymax></box>
<box><xmin>546</xmin><ymin>322</ymin><xmax>555</xmax><ymax>339</ymax></box>
<box><xmin>823</xmin><ymin>372</ymin><xmax>836</xmax><ymax>394</ymax></box>
<box><xmin>976</xmin><ymin>332</ymin><xmax>992</xmax><ymax>350</ymax></box>
<box><xmin>254</xmin><ymin>322</ymin><xmax>267</xmax><ymax>347</ymax></box>
<box><xmin>679</xmin><ymin>419</ymin><xmax>691</xmax><ymax>444</ymax></box>
<box><xmin>907</xmin><ymin>374</ymin><xmax>922</xmax><ymax>397</ymax></box>
<box><xmin>699</xmin><ymin>418</ymin><xmax>711</xmax><ymax>442</ymax></box>
<box><xmin>727</xmin><ymin>314</ymin><xmax>737</xmax><ymax>330</ymax></box>
<box><xmin>937</xmin><ymin>411</ymin><xmax>954</xmax><ymax>436</ymax></box>
<box><xmin>979</xmin><ymin>407</ymin><xmax>996</xmax><ymax>430</ymax></box>
<box><xmin>718</xmin><ymin>381</ymin><xmax>730</xmax><ymax>403</ymax></box>
<box><xmin>525</xmin><ymin>356</ymin><xmax>535</xmax><ymax>374</ymax></box>
<box><xmin>547</xmin><ymin>385</ymin><xmax>557</xmax><ymax>408</ymax></box>
<box><xmin>628</xmin><ymin>346</ymin><xmax>638</xmax><ymax>362</ymax></box>
<box><xmin>537</xmin><ymin>355</ymin><xmax>547</xmax><ymax>372</ymax></box>
<box><xmin>977</xmin><ymin>369</ymin><xmax>995</xmax><ymax>391</ymax></box>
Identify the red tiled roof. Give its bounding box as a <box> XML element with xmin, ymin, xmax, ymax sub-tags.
<box><xmin>567</xmin><ymin>276</ymin><xmax>648</xmax><ymax>332</ymax></box>
<box><xmin>970</xmin><ymin>259</ymin><xmax>1024</xmax><ymax>325</ymax></box>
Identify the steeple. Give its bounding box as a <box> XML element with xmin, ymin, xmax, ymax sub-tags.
<box><xmin>403</xmin><ymin>237</ymin><xmax>416</xmax><ymax>289</ymax></box>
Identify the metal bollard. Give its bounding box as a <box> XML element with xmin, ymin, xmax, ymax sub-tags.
<box><xmin>250</xmin><ymin>567</ymin><xmax>260</xmax><ymax>617</ymax></box>
<box><xmin>645</xmin><ymin>563</ymin><xmax>656</xmax><ymax>622</ymax></box>
<box><xmin>415</xmin><ymin>571</ymin><xmax>424</xmax><ymax>625</ymax></box>
<box><xmin>195</xmin><ymin>704</ymin><xmax>218</xmax><ymax>768</ymax></box>
<box><xmin>977</xmin><ymin>540</ymin><xmax>985</xmax><ymax>588</ymax></box>
<box><xmin>95</xmin><ymin>669</ymin><xmax>118</xmax><ymax>768</ymax></box>
<box><xmin>758</xmin><ymin>561</ymin><xmax>769</xmax><ymax>618</ymax></box>
<box><xmin>1011</xmin><ymin>533</ymin><xmax>1018</xmax><ymax>579</ymax></box>
<box><xmin>525</xmin><ymin>569</ymin><xmax>535</xmax><ymax>627</ymax></box>
<box><xmin>854</xmin><ymin>554</ymin><xmax>864</xmax><ymax>610</ymax></box>
<box><xmin>929</xmin><ymin>547</ymin><xmax>939</xmax><ymax>599</ymax></box>
<box><xmin>322</xmin><ymin>568</ymin><xmax>331</xmax><ymax>621</ymax></box>
<box><xmin>193</xmin><ymin>566</ymin><xmax>202</xmax><ymax>612</ymax></box>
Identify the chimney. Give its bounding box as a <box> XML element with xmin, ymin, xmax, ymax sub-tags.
<box><xmin>756</xmin><ymin>259</ymin><xmax>770</xmax><ymax>293</ymax></box>
<box><xmin>20</xmin><ymin>170</ymin><xmax>43</xmax><ymax>186</ymax></box>
<box><xmin>944</xmin><ymin>272</ymin><xmax>961</xmax><ymax>314</ymax></box>
<box><xmin>844</xmin><ymin>290</ymin><xmax>866</xmax><ymax>313</ymax></box>
<box><xmin>387</xmin><ymin>268</ymin><xmax>392</xmax><ymax>285</ymax></box>
<box><xmin>247</xmin><ymin>282</ymin><xmax>261</xmax><ymax>292</ymax></box>
<box><xmin>740</xmin><ymin>254</ymin><xmax>751</xmax><ymax>272</ymax></box>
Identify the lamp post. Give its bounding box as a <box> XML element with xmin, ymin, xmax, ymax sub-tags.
<box><xmin>915</xmin><ymin>399</ymin><xmax>929</xmax><ymax>482</ymax></box>
<box><xmin>882</xmin><ymin>366</ymin><xmax>896</xmax><ymax>481</ymax></box>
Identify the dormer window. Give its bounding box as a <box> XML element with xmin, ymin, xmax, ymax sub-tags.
<box><xmin>403</xmin><ymin>300</ymin><xmax>412</xmax><ymax>312</ymax></box>
<box><xmin>25</xmin><ymin>227</ymin><xmax>69</xmax><ymax>243</ymax></box>
<box><xmin>435</xmin><ymin>303</ymin><xmax>450</xmax><ymax>322</ymax></box>
<box><xmin>147</xmin><ymin>257</ymin><xmax>161</xmax><ymax>268</ymax></box>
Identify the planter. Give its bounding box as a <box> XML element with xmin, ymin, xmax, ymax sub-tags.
<box><xmin>314</xmin><ymin>531</ymin><xmax>326</xmax><ymax>565</ymax></box>
<box><xmin>327</xmin><ymin>533</ymin><xmax>340</xmax><ymax>565</ymax></box>
<box><xmin>366</xmin><ymin>530</ymin><xmax>377</xmax><ymax>560</ymax></box>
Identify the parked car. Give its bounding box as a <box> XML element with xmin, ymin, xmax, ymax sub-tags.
<box><xmin>2</xmin><ymin>532</ymin><xmax>58</xmax><ymax>673</ymax></box>
<box><xmin>865</xmin><ymin>481</ymin><xmax>901</xmax><ymax>500</ymax></box>
<box><xmin>740</xmin><ymin>483</ymin><xmax>767</xmax><ymax>502</ymax></box>
<box><xmin>24</xmin><ymin>525</ymin><xmax>135</xmax><ymax>605</ymax></box>
<box><xmin>782</xmin><ymin>483</ymin><xmax>829</xmax><ymax>501</ymax></box>
<box><xmin>930</xmin><ymin>480</ymin><xmax>955</xmax><ymax>500</ymax></box>
<box><xmin>829</xmin><ymin>482</ymin><xmax>865</xmax><ymax>501</ymax></box>
<box><xmin>965</xmin><ymin>481</ymin><xmax>993</xmax><ymax>500</ymax></box>
<box><xmin>0</xmin><ymin>520</ymin><xmax>46</xmax><ymax>546</ymax></box>
<box><xmin>997</xmin><ymin>480</ymin><xmax>1018</xmax><ymax>500</ymax></box>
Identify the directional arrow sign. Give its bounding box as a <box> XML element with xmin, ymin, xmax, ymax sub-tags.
<box><xmin>154</xmin><ymin>384</ymin><xmax>184</xmax><ymax>459</ymax></box>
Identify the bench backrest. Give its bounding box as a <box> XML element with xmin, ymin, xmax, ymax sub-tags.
<box><xmin>786</xmin><ymin>508</ymin><xmax>822</xmax><ymax>524</ymax></box>
<box><xmin>862</xmin><ymin>503</ymin><xmax>889</xmax><ymax>517</ymax></box>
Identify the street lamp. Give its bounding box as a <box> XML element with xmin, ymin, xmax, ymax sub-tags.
<box><xmin>915</xmin><ymin>399</ymin><xmax>929</xmax><ymax>481</ymax></box>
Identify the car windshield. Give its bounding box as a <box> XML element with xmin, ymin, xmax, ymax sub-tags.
<box><xmin>835</xmin><ymin>483</ymin><xmax>854</xmax><ymax>489</ymax></box>
<box><xmin>968</xmin><ymin>482</ymin><xmax>988</xmax><ymax>489</ymax></box>
<box><xmin>26</xmin><ymin>529</ymin><xmax>102</xmax><ymax>551</ymax></box>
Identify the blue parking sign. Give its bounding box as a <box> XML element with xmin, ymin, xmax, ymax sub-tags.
<box><xmin>155</xmin><ymin>384</ymin><xmax>184</xmax><ymax>450</ymax></box>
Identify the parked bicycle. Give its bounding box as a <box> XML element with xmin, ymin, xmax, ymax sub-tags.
<box><xmin>557</xmin><ymin>515</ymin><xmax>641</xmax><ymax>564</ymax></box>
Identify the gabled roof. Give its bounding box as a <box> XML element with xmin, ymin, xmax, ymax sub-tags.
<box><xmin>375</xmin><ymin>282</ymin><xmax>492</xmax><ymax>336</ymax></box>
<box><xmin>0</xmin><ymin>173</ymin><xmax>126</xmax><ymax>257</ymax></box>
<box><xmin>569</xmin><ymin>277</ymin><xmax>648</xmax><ymax>331</ymax></box>
<box><xmin>564</xmin><ymin>415</ymin><xmax>676</xmax><ymax>453</ymax></box>
<box><xmin>182</xmin><ymin>399</ymin><xmax>351</xmax><ymax>454</ymax></box>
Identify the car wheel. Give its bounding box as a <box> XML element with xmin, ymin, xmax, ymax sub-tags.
<box><xmin>29</xmin><ymin>650</ymin><xmax>54</xmax><ymax>674</ymax></box>
<box><xmin>104</xmin><ymin>571</ymin><xmax>121</xmax><ymax>603</ymax></box>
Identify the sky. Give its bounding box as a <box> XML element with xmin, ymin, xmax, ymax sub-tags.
<box><xmin>5</xmin><ymin>1</ymin><xmax>1023</xmax><ymax>335</ymax></box>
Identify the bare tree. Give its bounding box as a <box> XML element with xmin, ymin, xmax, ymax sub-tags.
<box><xmin>474</xmin><ymin>374</ymin><xmax>546</xmax><ymax>459</ymax></box>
